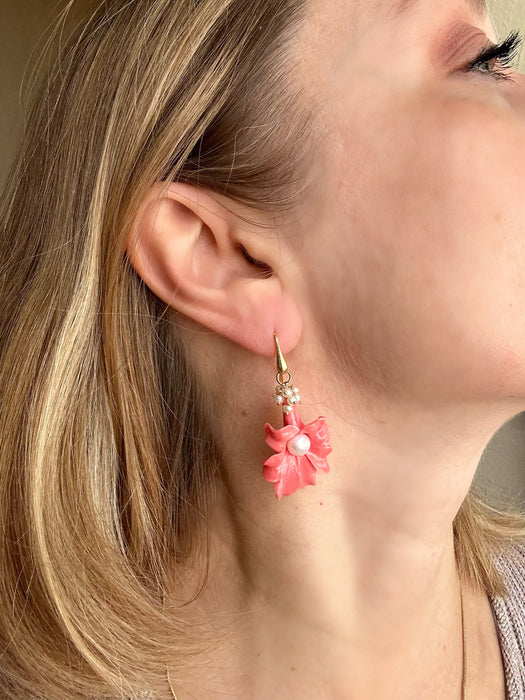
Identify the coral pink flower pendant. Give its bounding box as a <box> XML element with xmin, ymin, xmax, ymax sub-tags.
<box><xmin>263</xmin><ymin>335</ymin><xmax>332</xmax><ymax>499</ymax></box>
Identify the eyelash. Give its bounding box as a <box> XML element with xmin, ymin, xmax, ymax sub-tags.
<box><xmin>464</xmin><ymin>30</ymin><xmax>523</xmax><ymax>83</ymax></box>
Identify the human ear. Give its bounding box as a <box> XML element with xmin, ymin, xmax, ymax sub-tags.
<box><xmin>125</xmin><ymin>182</ymin><xmax>302</xmax><ymax>355</ymax></box>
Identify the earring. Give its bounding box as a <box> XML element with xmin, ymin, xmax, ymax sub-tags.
<box><xmin>263</xmin><ymin>333</ymin><xmax>332</xmax><ymax>500</ymax></box>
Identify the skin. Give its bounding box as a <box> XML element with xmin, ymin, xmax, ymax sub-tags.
<box><xmin>127</xmin><ymin>0</ymin><xmax>525</xmax><ymax>697</ymax></box>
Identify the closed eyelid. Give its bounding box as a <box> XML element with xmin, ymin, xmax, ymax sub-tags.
<box><xmin>429</xmin><ymin>21</ymin><xmax>489</xmax><ymax>68</ymax></box>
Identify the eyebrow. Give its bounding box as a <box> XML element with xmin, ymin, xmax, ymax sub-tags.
<box><xmin>394</xmin><ymin>0</ymin><xmax>488</xmax><ymax>18</ymax></box>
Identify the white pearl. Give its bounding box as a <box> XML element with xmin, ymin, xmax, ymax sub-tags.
<box><xmin>287</xmin><ymin>434</ymin><xmax>311</xmax><ymax>457</ymax></box>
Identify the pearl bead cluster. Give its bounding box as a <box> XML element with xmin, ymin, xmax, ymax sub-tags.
<box><xmin>273</xmin><ymin>380</ymin><xmax>302</xmax><ymax>416</ymax></box>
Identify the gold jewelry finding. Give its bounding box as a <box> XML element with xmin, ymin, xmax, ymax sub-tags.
<box><xmin>163</xmin><ymin>587</ymin><xmax>178</xmax><ymax>700</ymax></box>
<box><xmin>460</xmin><ymin>578</ymin><xmax>468</xmax><ymax>700</ymax></box>
<box><xmin>273</xmin><ymin>331</ymin><xmax>288</xmax><ymax>375</ymax></box>
<box><xmin>166</xmin><ymin>666</ymin><xmax>178</xmax><ymax>700</ymax></box>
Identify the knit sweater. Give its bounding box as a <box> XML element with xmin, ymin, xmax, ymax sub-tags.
<box><xmin>490</xmin><ymin>541</ymin><xmax>525</xmax><ymax>700</ymax></box>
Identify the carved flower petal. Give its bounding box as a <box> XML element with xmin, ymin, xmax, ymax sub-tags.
<box><xmin>297</xmin><ymin>455</ymin><xmax>319</xmax><ymax>486</ymax></box>
<box><xmin>275</xmin><ymin>460</ymin><xmax>301</xmax><ymax>500</ymax></box>
<box><xmin>305</xmin><ymin>450</ymin><xmax>331</xmax><ymax>474</ymax></box>
<box><xmin>301</xmin><ymin>417</ymin><xmax>332</xmax><ymax>457</ymax></box>
<box><xmin>263</xmin><ymin>452</ymin><xmax>290</xmax><ymax>480</ymax></box>
<box><xmin>264</xmin><ymin>423</ymin><xmax>300</xmax><ymax>453</ymax></box>
<box><xmin>263</xmin><ymin>451</ymin><xmax>302</xmax><ymax>499</ymax></box>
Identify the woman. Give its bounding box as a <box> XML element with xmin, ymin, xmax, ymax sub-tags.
<box><xmin>1</xmin><ymin>0</ymin><xmax>525</xmax><ymax>697</ymax></box>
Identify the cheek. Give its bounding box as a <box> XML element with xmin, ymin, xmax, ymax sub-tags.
<box><xmin>303</xmin><ymin>86</ymin><xmax>525</xmax><ymax>401</ymax></box>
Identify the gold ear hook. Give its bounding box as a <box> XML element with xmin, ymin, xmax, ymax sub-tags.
<box><xmin>273</xmin><ymin>332</ymin><xmax>288</xmax><ymax>375</ymax></box>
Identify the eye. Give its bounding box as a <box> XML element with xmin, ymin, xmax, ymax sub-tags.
<box><xmin>463</xmin><ymin>30</ymin><xmax>523</xmax><ymax>83</ymax></box>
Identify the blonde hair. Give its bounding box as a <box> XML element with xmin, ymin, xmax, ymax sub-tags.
<box><xmin>0</xmin><ymin>1</ymin><xmax>523</xmax><ymax>699</ymax></box>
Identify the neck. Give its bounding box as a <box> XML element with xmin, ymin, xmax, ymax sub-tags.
<box><xmin>169</xmin><ymin>394</ymin><xmax>513</xmax><ymax>699</ymax></box>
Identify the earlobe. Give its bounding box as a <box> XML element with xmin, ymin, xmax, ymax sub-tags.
<box><xmin>125</xmin><ymin>182</ymin><xmax>302</xmax><ymax>356</ymax></box>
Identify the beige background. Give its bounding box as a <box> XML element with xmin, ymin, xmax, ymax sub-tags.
<box><xmin>1</xmin><ymin>0</ymin><xmax>525</xmax><ymax>501</ymax></box>
<box><xmin>0</xmin><ymin>0</ymin><xmax>58</xmax><ymax>188</ymax></box>
<box><xmin>491</xmin><ymin>0</ymin><xmax>525</xmax><ymax>49</ymax></box>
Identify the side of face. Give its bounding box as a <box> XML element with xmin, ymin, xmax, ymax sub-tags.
<box><xmin>289</xmin><ymin>0</ymin><xmax>525</xmax><ymax>404</ymax></box>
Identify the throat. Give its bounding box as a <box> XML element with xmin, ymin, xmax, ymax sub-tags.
<box><xmin>166</xmin><ymin>500</ymin><xmax>505</xmax><ymax>700</ymax></box>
